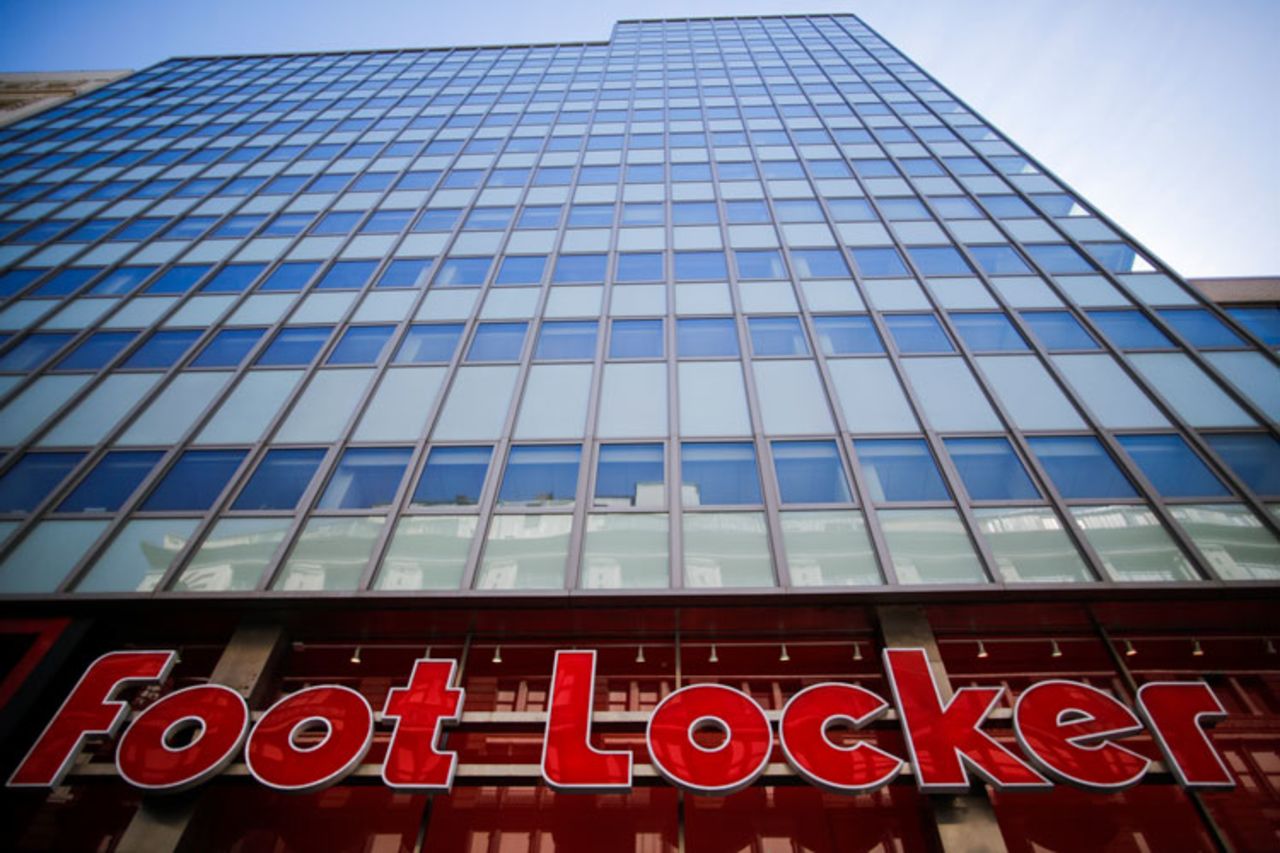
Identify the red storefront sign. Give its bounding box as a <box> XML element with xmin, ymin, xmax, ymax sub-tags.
<box><xmin>7</xmin><ymin>648</ymin><xmax>1234</xmax><ymax>796</ymax></box>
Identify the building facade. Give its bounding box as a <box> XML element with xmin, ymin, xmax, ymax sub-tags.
<box><xmin>0</xmin><ymin>13</ymin><xmax>1277</xmax><ymax>852</ymax></box>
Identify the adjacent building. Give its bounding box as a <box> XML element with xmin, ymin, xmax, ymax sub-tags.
<box><xmin>0</xmin><ymin>14</ymin><xmax>1276</xmax><ymax>852</ymax></box>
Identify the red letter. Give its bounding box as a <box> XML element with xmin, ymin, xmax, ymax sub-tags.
<box><xmin>541</xmin><ymin>650</ymin><xmax>631</xmax><ymax>791</ymax></box>
<box><xmin>1013</xmin><ymin>680</ymin><xmax>1149</xmax><ymax>790</ymax></box>
<box><xmin>245</xmin><ymin>686</ymin><xmax>373</xmax><ymax>793</ymax></box>
<box><xmin>778</xmin><ymin>683</ymin><xmax>903</xmax><ymax>793</ymax></box>
<box><xmin>883</xmin><ymin>648</ymin><xmax>1048</xmax><ymax>792</ymax></box>
<box><xmin>8</xmin><ymin>650</ymin><xmax>174</xmax><ymax>788</ymax></box>
<box><xmin>381</xmin><ymin>659</ymin><xmax>465</xmax><ymax>792</ymax></box>
<box><xmin>1137</xmin><ymin>682</ymin><xmax>1234</xmax><ymax>790</ymax></box>
<box><xmin>116</xmin><ymin>685</ymin><xmax>249</xmax><ymax>793</ymax></box>
<box><xmin>646</xmin><ymin>684</ymin><xmax>771</xmax><ymax>796</ymax></box>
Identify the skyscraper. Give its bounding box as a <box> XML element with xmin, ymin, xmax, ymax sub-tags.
<box><xmin>0</xmin><ymin>14</ymin><xmax>1276</xmax><ymax>851</ymax></box>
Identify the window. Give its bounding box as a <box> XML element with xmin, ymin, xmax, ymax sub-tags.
<box><xmin>907</xmin><ymin>246</ymin><xmax>971</xmax><ymax>276</ymax></box>
<box><xmin>670</xmin><ymin>201</ymin><xmax>718</xmax><ymax>225</ymax></box>
<box><xmin>809</xmin><ymin>315</ymin><xmax>880</xmax><ymax>355</ymax></box>
<box><xmin>774</xmin><ymin>200</ymin><xmax>823</xmax><ymax>223</ymax></box>
<box><xmin>0</xmin><ymin>333</ymin><xmax>75</xmax><ymax>371</ymax></box>
<box><xmin>621</xmin><ymin>203</ymin><xmax>663</xmax><ymax>226</ymax></box>
<box><xmin>259</xmin><ymin>262</ymin><xmax>319</xmax><ymax>292</ymax></box>
<box><xmin>791</xmin><ymin>250</ymin><xmax>849</xmax><ymax>280</ymax></box>
<box><xmin>0</xmin><ymin>452</ymin><xmax>84</xmax><ymax>512</ymax></box>
<box><xmin>553</xmin><ymin>254</ymin><xmax>607</xmax><ymax>283</ymax></box>
<box><xmin>535</xmin><ymin>321</ymin><xmax>597</xmax><ymax>359</ymax></box>
<box><xmin>735</xmin><ymin>250</ymin><xmax>786</xmax><ymax>280</ymax></box>
<box><xmin>855</xmin><ymin>439</ymin><xmax>950</xmax><ymax>502</ymax></box>
<box><xmin>616</xmin><ymin>253</ymin><xmax>663</xmax><ymax>282</ymax></box>
<box><xmin>415</xmin><ymin>209</ymin><xmax>462</xmax><ymax>232</ymax></box>
<box><xmin>884</xmin><ymin>314</ymin><xmax>953</xmax><ymax>353</ymax></box>
<box><xmin>467</xmin><ymin>322</ymin><xmax>527</xmax><ymax>361</ymax></box>
<box><xmin>726</xmin><ymin>200</ymin><xmax>769</xmax><ymax>224</ymax></box>
<box><xmin>411</xmin><ymin>446</ymin><xmax>491</xmax><ymax>507</ymax></box>
<box><xmin>681</xmin><ymin>442</ymin><xmax>761</xmax><ymax>506</ymax></box>
<box><xmin>192</xmin><ymin>328</ymin><xmax>265</xmax><ymax>367</ymax></box>
<box><xmin>944</xmin><ymin>438</ymin><xmax>1039</xmax><ymax>500</ymax></box>
<box><xmin>610</xmin><ymin>319</ymin><xmax>663</xmax><ymax>358</ymax></box>
<box><xmin>931</xmin><ymin>196</ymin><xmax>982</xmax><ymax>219</ymax></box>
<box><xmin>880</xmin><ymin>198</ymin><xmax>930</xmax><ymax>221</ymax></box>
<box><xmin>1157</xmin><ymin>309</ymin><xmax>1244</xmax><ymax>348</ymax></box>
<box><xmin>949</xmin><ymin>313</ymin><xmax>1028</xmax><ymax>351</ymax></box>
<box><xmin>317</xmin><ymin>447</ymin><xmax>413</xmax><ymax>510</ymax></box>
<box><xmin>257</xmin><ymin>327</ymin><xmax>332</xmax><ymax>365</ymax></box>
<box><xmin>315</xmin><ymin>260</ymin><xmax>377</xmax><ymax>290</ymax></box>
<box><xmin>828</xmin><ymin>198</ymin><xmax>877</xmax><ymax>222</ymax></box>
<box><xmin>465</xmin><ymin>207</ymin><xmax>515</xmax><ymax>230</ymax></box>
<box><xmin>969</xmin><ymin>245</ymin><xmax>1030</xmax><ymax>275</ymax></box>
<box><xmin>518</xmin><ymin>205</ymin><xmax>562</xmax><ymax>228</ymax></box>
<box><xmin>395</xmin><ymin>324</ymin><xmax>463</xmax><ymax>363</ymax></box>
<box><xmin>232</xmin><ymin>448</ymin><xmax>327</xmax><ymax>510</ymax></box>
<box><xmin>328</xmin><ymin>325</ymin><xmax>396</xmax><ymax>364</ymax></box>
<box><xmin>1116</xmin><ymin>434</ymin><xmax>1229</xmax><ymax>498</ymax></box>
<box><xmin>748</xmin><ymin>317</ymin><xmax>808</xmax><ymax>355</ymax></box>
<box><xmin>1027</xmin><ymin>436</ymin><xmax>1136</xmax><ymax>499</ymax></box>
<box><xmin>773</xmin><ymin>441</ymin><xmax>851</xmax><ymax>504</ymax></box>
<box><xmin>1204</xmin><ymin>433</ymin><xmax>1279</xmax><ymax>495</ymax></box>
<box><xmin>674</xmin><ymin>252</ymin><xmax>728</xmax><ymax>282</ymax></box>
<box><xmin>1024</xmin><ymin>243</ymin><xmax>1094</xmax><ymax>274</ymax></box>
<box><xmin>850</xmin><ymin>247</ymin><xmax>907</xmax><ymax>278</ymax></box>
<box><xmin>262</xmin><ymin>212</ymin><xmax>313</xmax><ymax>237</ymax></box>
<box><xmin>1086</xmin><ymin>310</ymin><xmax>1172</xmax><ymax>349</ymax></box>
<box><xmin>581</xmin><ymin>514</ymin><xmax>669</xmax><ymax>589</ymax></box>
<box><xmin>1225</xmin><ymin>306</ymin><xmax>1280</xmax><ymax>346</ymax></box>
<box><xmin>497</xmin><ymin>445</ymin><xmax>581</xmax><ymax>506</ymax></box>
<box><xmin>677</xmin><ymin>318</ymin><xmax>738</xmax><ymax>357</ymax></box>
<box><xmin>436</xmin><ymin>258</ymin><xmax>492</xmax><ymax>286</ymax></box>
<box><xmin>683</xmin><ymin>512</ymin><xmax>774</xmax><ymax>588</ymax></box>
<box><xmin>122</xmin><ymin>329</ymin><xmax>201</xmax><ymax>368</ymax></box>
<box><xmin>142</xmin><ymin>449</ymin><xmax>246</xmax><ymax>511</ymax></box>
<box><xmin>495</xmin><ymin>256</ymin><xmax>546</xmax><ymax>285</ymax></box>
<box><xmin>378</xmin><ymin>259</ymin><xmax>432</xmax><ymax>289</ymax></box>
<box><xmin>1021</xmin><ymin>311</ymin><xmax>1099</xmax><ymax>350</ymax></box>
<box><xmin>55</xmin><ymin>331</ymin><xmax>137</xmax><ymax>370</ymax></box>
<box><xmin>595</xmin><ymin>444</ymin><xmax>664</xmax><ymax>507</ymax></box>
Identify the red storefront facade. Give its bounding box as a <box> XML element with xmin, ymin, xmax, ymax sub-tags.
<box><xmin>1</xmin><ymin>593</ymin><xmax>1277</xmax><ymax>851</ymax></box>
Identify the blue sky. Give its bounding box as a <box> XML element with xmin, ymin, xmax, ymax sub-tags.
<box><xmin>2</xmin><ymin>0</ymin><xmax>1276</xmax><ymax>277</ymax></box>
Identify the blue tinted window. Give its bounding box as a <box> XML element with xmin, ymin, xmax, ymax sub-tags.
<box><xmin>621</xmin><ymin>203</ymin><xmax>663</xmax><ymax>226</ymax></box>
<box><xmin>412</xmin><ymin>446</ymin><xmax>491</xmax><ymax>506</ymax></box>
<box><xmin>535</xmin><ymin>321</ymin><xmax>597</xmax><ymax>359</ymax></box>
<box><xmin>1021</xmin><ymin>311</ymin><xmax>1099</xmax><ymax>350</ymax></box>
<box><xmin>55</xmin><ymin>331</ymin><xmax>137</xmax><ymax>370</ymax></box>
<box><xmin>681</xmin><ymin>442</ymin><xmax>761</xmax><ymax>505</ymax></box>
<box><xmin>414</xmin><ymin>208</ymin><xmax>462</xmax><ymax>232</ymax></box>
<box><xmin>467</xmin><ymin>323</ymin><xmax>527</xmax><ymax>361</ymax></box>
<box><xmin>1226</xmin><ymin>306</ymin><xmax>1280</xmax><ymax>346</ymax></box>
<box><xmin>362</xmin><ymin>210</ymin><xmax>413</xmax><ymax>234</ymax></box>
<box><xmin>735</xmin><ymin>250</ymin><xmax>786</xmax><ymax>280</ymax></box>
<box><xmin>1204</xmin><ymin>433</ymin><xmax>1280</xmax><ymax>495</ymax></box>
<box><xmin>855</xmin><ymin>439</ymin><xmax>950</xmax><ymax>502</ymax></box>
<box><xmin>498</xmin><ymin>444</ymin><xmax>581</xmax><ymax>505</ymax></box>
<box><xmin>884</xmin><ymin>314</ymin><xmax>953</xmax><ymax>353</ymax></box>
<box><xmin>315</xmin><ymin>261</ymin><xmax>377</xmax><ymax>290</ymax></box>
<box><xmin>1117</xmin><ymin>434</ymin><xmax>1230</xmax><ymax>498</ymax></box>
<box><xmin>610</xmin><ymin>319</ymin><xmax>664</xmax><ymax>358</ymax></box>
<box><xmin>672</xmin><ymin>202</ymin><xmax>718</xmax><ymax>225</ymax></box>
<box><xmin>950</xmin><ymin>313</ymin><xmax>1028</xmax><ymax>351</ymax></box>
<box><xmin>1157</xmin><ymin>309</ymin><xmax>1244</xmax><ymax>348</ymax></box>
<box><xmin>518</xmin><ymin>206</ymin><xmax>562</xmax><ymax>228</ymax></box>
<box><xmin>317</xmin><ymin>447</ymin><xmax>413</xmax><ymax>510</ymax></box>
<box><xmin>595</xmin><ymin>444</ymin><xmax>664</xmax><ymax>506</ymax></box>
<box><xmin>328</xmin><ymin>325</ymin><xmax>396</xmax><ymax>364</ymax></box>
<box><xmin>569</xmin><ymin>204</ymin><xmax>615</xmax><ymax>227</ymax></box>
<box><xmin>0</xmin><ymin>452</ymin><xmax>84</xmax><ymax>512</ymax></box>
<box><xmin>944</xmin><ymin>438</ymin><xmax>1040</xmax><ymax>500</ymax></box>
<box><xmin>791</xmin><ymin>250</ymin><xmax>850</xmax><ymax>280</ymax></box>
<box><xmin>465</xmin><ymin>207</ymin><xmax>516</xmax><ymax>230</ymax></box>
<box><xmin>311</xmin><ymin>210</ymin><xmax>361</xmax><ymax>235</ymax></box>
<box><xmin>674</xmin><ymin>251</ymin><xmax>728</xmax><ymax>282</ymax></box>
<box><xmin>553</xmin><ymin>255</ymin><xmax>608</xmax><ymax>284</ymax></box>
<box><xmin>193</xmin><ymin>328</ymin><xmax>265</xmax><ymax>367</ymax></box>
<box><xmin>57</xmin><ymin>450</ymin><xmax>162</xmax><ymax>512</ymax></box>
<box><xmin>261</xmin><ymin>212</ymin><xmax>312</xmax><ymax>237</ymax></box>
<box><xmin>0</xmin><ymin>333</ymin><xmax>75</xmax><ymax>371</ymax></box>
<box><xmin>0</xmin><ymin>268</ymin><xmax>42</xmax><ymax>297</ymax></box>
<box><xmin>395</xmin><ymin>324</ymin><xmax>463</xmax><ymax>364</ymax></box>
<box><xmin>774</xmin><ymin>200</ymin><xmax>823</xmax><ymax>222</ymax></box>
<box><xmin>1086</xmin><ymin>310</ymin><xmax>1173</xmax><ymax>349</ymax></box>
<box><xmin>90</xmin><ymin>266</ymin><xmax>156</xmax><ymax>296</ymax></box>
<box><xmin>1024</xmin><ymin>243</ymin><xmax>1094</xmax><ymax>274</ymax></box>
<box><xmin>850</xmin><ymin>247</ymin><xmax>908</xmax><ymax>278</ymax></box>
<box><xmin>773</xmin><ymin>441</ymin><xmax>851</xmax><ymax>504</ymax></box>
<box><xmin>232</xmin><ymin>448</ymin><xmax>326</xmax><ymax>510</ymax></box>
<box><xmin>201</xmin><ymin>264</ymin><xmax>265</xmax><ymax>293</ymax></box>
<box><xmin>257</xmin><ymin>327</ymin><xmax>332</xmax><ymax>366</ymax></box>
<box><xmin>978</xmin><ymin>195</ymin><xmax>1035</xmax><ymax>218</ymax></box>
<box><xmin>813</xmin><ymin>316</ymin><xmax>883</xmax><ymax>355</ymax></box>
<box><xmin>378</xmin><ymin>259</ymin><xmax>432</xmax><ymax>289</ymax></box>
<box><xmin>907</xmin><ymin>246</ymin><xmax>972</xmax><ymax>276</ymax></box>
<box><xmin>677</xmin><ymin>318</ymin><xmax>738</xmax><ymax>357</ymax></box>
<box><xmin>215</xmin><ymin>214</ymin><xmax>265</xmax><ymax>238</ymax></box>
<box><xmin>495</xmin><ymin>256</ymin><xmax>546</xmax><ymax>285</ymax></box>
<box><xmin>436</xmin><ymin>257</ymin><xmax>492</xmax><ymax>286</ymax></box>
<box><xmin>146</xmin><ymin>265</ymin><xmax>209</xmax><ymax>294</ymax></box>
<box><xmin>969</xmin><ymin>245</ymin><xmax>1031</xmax><ymax>275</ymax></box>
<box><xmin>616</xmin><ymin>253</ymin><xmax>664</xmax><ymax>282</ymax></box>
<box><xmin>258</xmin><ymin>262</ymin><xmax>319</xmax><ymax>292</ymax></box>
<box><xmin>122</xmin><ymin>329</ymin><xmax>201</xmax><ymax>368</ymax></box>
<box><xmin>34</xmin><ymin>268</ymin><xmax>98</xmax><ymax>297</ymax></box>
<box><xmin>726</xmin><ymin>200</ymin><xmax>769</xmax><ymax>223</ymax></box>
<box><xmin>828</xmin><ymin>198</ymin><xmax>877</xmax><ymax>221</ymax></box>
<box><xmin>143</xmin><ymin>449</ymin><xmax>246</xmax><ymax>511</ymax></box>
<box><xmin>1027</xmin><ymin>436</ymin><xmax>1136</xmax><ymax>499</ymax></box>
<box><xmin>749</xmin><ymin>317</ymin><xmax>808</xmax><ymax>355</ymax></box>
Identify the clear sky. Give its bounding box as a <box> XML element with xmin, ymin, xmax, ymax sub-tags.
<box><xmin>2</xmin><ymin>0</ymin><xmax>1276</xmax><ymax>277</ymax></box>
